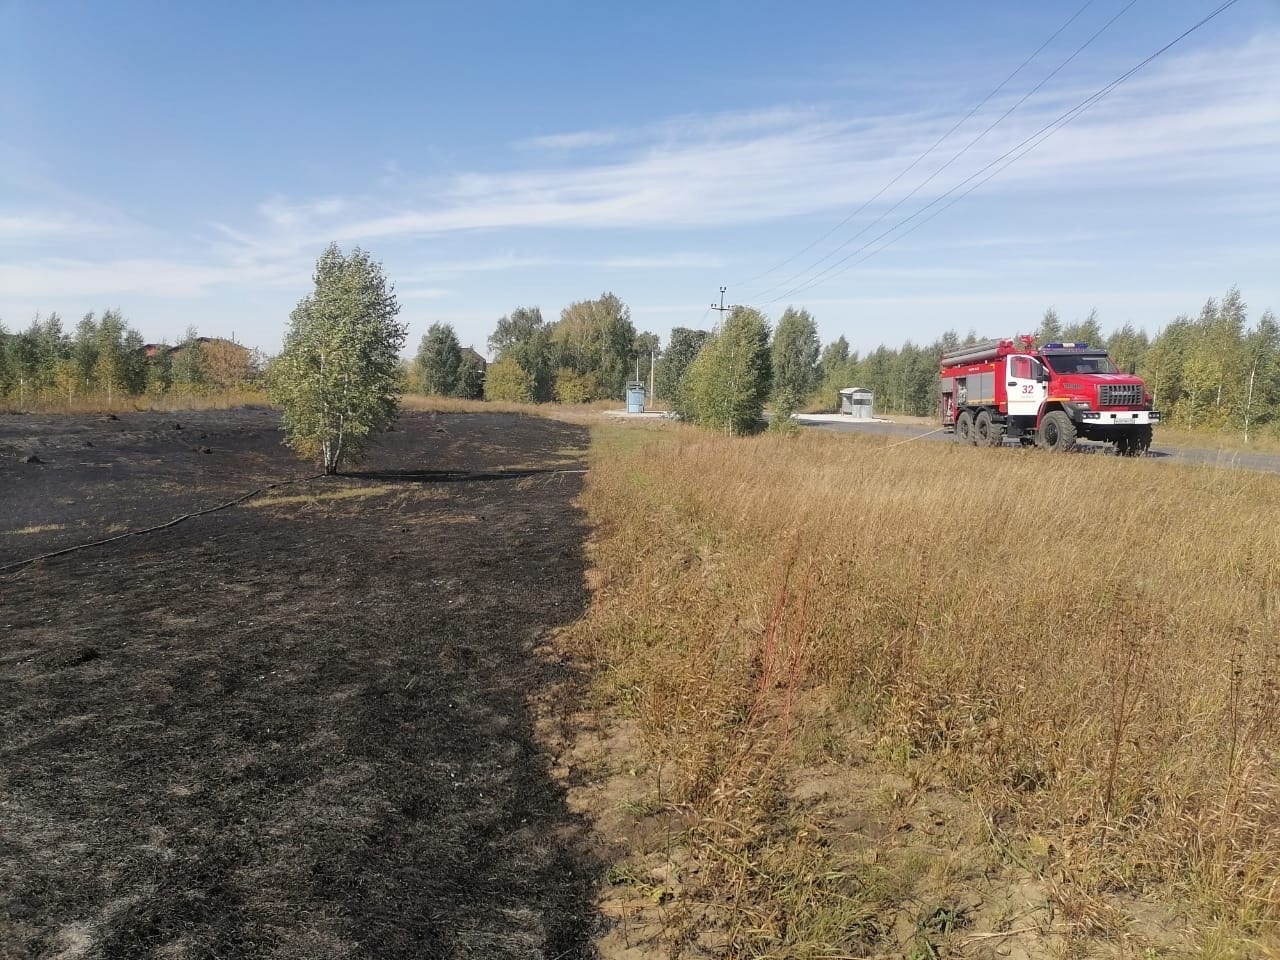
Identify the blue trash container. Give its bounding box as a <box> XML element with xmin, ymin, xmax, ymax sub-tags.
<box><xmin>625</xmin><ymin>383</ymin><xmax>646</xmax><ymax>413</ymax></box>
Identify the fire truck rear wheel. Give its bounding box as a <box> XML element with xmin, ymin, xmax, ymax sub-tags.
<box><xmin>955</xmin><ymin>410</ymin><xmax>975</xmax><ymax>444</ymax></box>
<box><xmin>974</xmin><ymin>410</ymin><xmax>1001</xmax><ymax>446</ymax></box>
<box><xmin>1038</xmin><ymin>410</ymin><xmax>1077</xmax><ymax>452</ymax></box>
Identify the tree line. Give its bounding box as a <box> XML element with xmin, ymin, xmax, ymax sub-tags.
<box><xmin>416</xmin><ymin>284</ymin><xmax>1277</xmax><ymax>440</ymax></box>
<box><xmin>0</xmin><ymin>312</ymin><xmax>262</xmax><ymax>406</ymax></box>
<box><xmin>808</xmin><ymin>287</ymin><xmax>1278</xmax><ymax>438</ymax></box>
<box><xmin>652</xmin><ymin>287</ymin><xmax>1278</xmax><ymax>439</ymax></box>
<box><xmin>8</xmin><ymin>249</ymin><xmax>1274</xmax><ymax>451</ymax></box>
<box><xmin>412</xmin><ymin>293</ymin><xmax>661</xmax><ymax>405</ymax></box>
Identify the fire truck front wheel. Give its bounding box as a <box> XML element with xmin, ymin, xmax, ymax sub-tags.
<box><xmin>1037</xmin><ymin>410</ymin><xmax>1077</xmax><ymax>452</ymax></box>
<box><xmin>1115</xmin><ymin>426</ymin><xmax>1152</xmax><ymax>457</ymax></box>
<box><xmin>955</xmin><ymin>410</ymin><xmax>975</xmax><ymax>444</ymax></box>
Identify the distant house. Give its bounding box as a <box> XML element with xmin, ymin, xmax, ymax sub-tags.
<box><xmin>165</xmin><ymin>336</ymin><xmax>250</xmax><ymax>363</ymax></box>
<box><xmin>461</xmin><ymin>346</ymin><xmax>488</xmax><ymax>373</ymax></box>
<box><xmin>141</xmin><ymin>337</ymin><xmax>250</xmax><ymax>362</ymax></box>
<box><xmin>141</xmin><ymin>337</ymin><xmax>256</xmax><ymax>387</ymax></box>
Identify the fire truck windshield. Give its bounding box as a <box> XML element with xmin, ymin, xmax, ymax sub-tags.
<box><xmin>1043</xmin><ymin>353</ymin><xmax>1118</xmax><ymax>375</ymax></box>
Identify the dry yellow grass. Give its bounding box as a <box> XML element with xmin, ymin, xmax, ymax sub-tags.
<box><xmin>567</xmin><ymin>422</ymin><xmax>1279</xmax><ymax>955</ymax></box>
<box><xmin>1153</xmin><ymin>423</ymin><xmax>1280</xmax><ymax>456</ymax></box>
<box><xmin>245</xmin><ymin>485</ymin><xmax>394</xmax><ymax>509</ymax></box>
<box><xmin>5</xmin><ymin>524</ymin><xmax>66</xmax><ymax>535</ymax></box>
<box><xmin>0</xmin><ymin>388</ymin><xmax>270</xmax><ymax>414</ymax></box>
<box><xmin>400</xmin><ymin>394</ymin><xmax>623</xmax><ymax>419</ymax></box>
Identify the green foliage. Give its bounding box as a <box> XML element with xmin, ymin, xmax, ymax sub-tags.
<box><xmin>483</xmin><ymin>295</ymin><xmax>641</xmax><ymax>404</ymax></box>
<box><xmin>1107</xmin><ymin>323</ymin><xmax>1149</xmax><ymax>375</ymax></box>
<box><xmin>1062</xmin><ymin>307</ymin><xmax>1103</xmax><ymax>346</ymax></box>
<box><xmin>0</xmin><ymin>309</ymin><xmax>252</xmax><ymax>407</ymax></box>
<box><xmin>0</xmin><ymin>322</ymin><xmax>11</xmax><ymax>395</ymax></box>
<box><xmin>552</xmin><ymin>367</ymin><xmax>601</xmax><ymax>404</ymax></box>
<box><xmin>146</xmin><ymin>351</ymin><xmax>174</xmax><ymax>395</ymax></box>
<box><xmin>484</xmin><ymin>356</ymin><xmax>535</xmax><ymax>402</ymax></box>
<box><xmin>1243</xmin><ymin>310</ymin><xmax>1280</xmax><ymax>440</ymax></box>
<box><xmin>414</xmin><ymin>322</ymin><xmax>463</xmax><ymax>396</ymax></box>
<box><xmin>489</xmin><ymin>306</ymin><xmax>554</xmax><ymax>400</ymax></box>
<box><xmin>685</xmin><ymin>306</ymin><xmax>772</xmax><ymax>436</ymax></box>
<box><xmin>818</xmin><ymin>335</ymin><xmax>850</xmax><ymax>381</ymax></box>
<box><xmin>1156</xmin><ymin>290</ymin><xmax>1250</xmax><ymax>429</ymax></box>
<box><xmin>0</xmin><ymin>310</ymin><xmax>170</xmax><ymax>406</ymax></box>
<box><xmin>770</xmin><ymin>306</ymin><xmax>819</xmax><ymax>424</ymax></box>
<box><xmin>633</xmin><ymin>330</ymin><xmax>660</xmax><ymax>359</ymax></box>
<box><xmin>453</xmin><ymin>351</ymin><xmax>485</xmax><ymax>400</ymax></box>
<box><xmin>1036</xmin><ymin>307</ymin><xmax>1062</xmax><ymax>343</ymax></box>
<box><xmin>268</xmin><ymin>244</ymin><xmax>406</xmax><ymax>474</ymax></box>
<box><xmin>551</xmin><ymin>292</ymin><xmax>637</xmax><ymax>399</ymax></box>
<box><xmin>171</xmin><ymin>327</ymin><xmax>208</xmax><ymax>390</ymax></box>
<box><xmin>657</xmin><ymin>327</ymin><xmax>710</xmax><ymax>417</ymax></box>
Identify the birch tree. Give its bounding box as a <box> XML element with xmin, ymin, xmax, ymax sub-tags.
<box><xmin>269</xmin><ymin>244</ymin><xmax>406</xmax><ymax>474</ymax></box>
<box><xmin>770</xmin><ymin>306</ymin><xmax>819</xmax><ymax>425</ymax></box>
<box><xmin>1243</xmin><ymin>310</ymin><xmax>1279</xmax><ymax>443</ymax></box>
<box><xmin>656</xmin><ymin>327</ymin><xmax>709</xmax><ymax>418</ymax></box>
<box><xmin>686</xmin><ymin>306</ymin><xmax>771</xmax><ymax>436</ymax></box>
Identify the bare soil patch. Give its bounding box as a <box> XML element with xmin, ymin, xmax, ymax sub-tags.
<box><xmin>1</xmin><ymin>408</ymin><xmax>603</xmax><ymax>959</ymax></box>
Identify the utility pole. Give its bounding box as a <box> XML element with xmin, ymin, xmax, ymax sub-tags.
<box><xmin>711</xmin><ymin>286</ymin><xmax>737</xmax><ymax>323</ymax></box>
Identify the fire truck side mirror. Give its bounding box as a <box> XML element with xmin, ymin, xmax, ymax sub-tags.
<box><xmin>1036</xmin><ymin>372</ymin><xmax>1049</xmax><ymax>383</ymax></box>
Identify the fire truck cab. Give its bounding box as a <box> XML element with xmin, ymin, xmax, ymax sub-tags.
<box><xmin>939</xmin><ymin>336</ymin><xmax>1160</xmax><ymax>455</ymax></box>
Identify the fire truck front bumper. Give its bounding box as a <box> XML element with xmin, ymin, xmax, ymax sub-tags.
<box><xmin>1075</xmin><ymin>409</ymin><xmax>1161</xmax><ymax>426</ymax></box>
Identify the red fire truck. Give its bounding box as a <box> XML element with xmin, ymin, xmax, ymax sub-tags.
<box><xmin>939</xmin><ymin>336</ymin><xmax>1160</xmax><ymax>455</ymax></box>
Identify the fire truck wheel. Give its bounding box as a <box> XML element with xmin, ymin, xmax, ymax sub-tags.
<box><xmin>1038</xmin><ymin>410</ymin><xmax>1077</xmax><ymax>452</ymax></box>
<box><xmin>974</xmin><ymin>410</ymin><xmax>1001</xmax><ymax>446</ymax></box>
<box><xmin>955</xmin><ymin>410</ymin><xmax>974</xmax><ymax>444</ymax></box>
<box><xmin>1134</xmin><ymin>426</ymin><xmax>1153</xmax><ymax>454</ymax></box>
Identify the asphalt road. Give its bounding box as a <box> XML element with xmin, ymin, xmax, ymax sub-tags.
<box><xmin>798</xmin><ymin>416</ymin><xmax>1280</xmax><ymax>474</ymax></box>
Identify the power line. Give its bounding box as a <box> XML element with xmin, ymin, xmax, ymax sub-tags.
<box><xmin>761</xmin><ymin>0</ymin><xmax>1243</xmax><ymax>305</ymax></box>
<box><xmin>748</xmin><ymin>0</ymin><xmax>1138</xmax><ymax>304</ymax></box>
<box><xmin>732</xmin><ymin>0</ymin><xmax>1099</xmax><ymax>294</ymax></box>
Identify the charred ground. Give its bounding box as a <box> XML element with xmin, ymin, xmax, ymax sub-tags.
<box><xmin>1</xmin><ymin>409</ymin><xmax>601</xmax><ymax>959</ymax></box>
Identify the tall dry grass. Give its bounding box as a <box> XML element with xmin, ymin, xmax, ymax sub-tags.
<box><xmin>570</xmin><ymin>424</ymin><xmax>1279</xmax><ymax>951</ymax></box>
<box><xmin>0</xmin><ymin>388</ymin><xmax>271</xmax><ymax>415</ymax></box>
<box><xmin>399</xmin><ymin>394</ymin><xmax>623</xmax><ymax>421</ymax></box>
<box><xmin>5</xmin><ymin>390</ymin><xmax>626</xmax><ymax>422</ymax></box>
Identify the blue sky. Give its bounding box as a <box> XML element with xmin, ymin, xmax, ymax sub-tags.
<box><xmin>2</xmin><ymin>0</ymin><xmax>1278</xmax><ymax>356</ymax></box>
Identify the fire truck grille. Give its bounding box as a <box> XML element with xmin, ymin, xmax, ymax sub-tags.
<box><xmin>1099</xmin><ymin>384</ymin><xmax>1143</xmax><ymax>407</ymax></box>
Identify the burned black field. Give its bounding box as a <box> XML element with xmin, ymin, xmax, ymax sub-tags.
<box><xmin>1</xmin><ymin>409</ymin><xmax>600</xmax><ymax>959</ymax></box>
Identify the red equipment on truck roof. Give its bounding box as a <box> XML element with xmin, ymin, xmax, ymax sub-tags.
<box><xmin>939</xmin><ymin>335</ymin><xmax>1159</xmax><ymax>455</ymax></box>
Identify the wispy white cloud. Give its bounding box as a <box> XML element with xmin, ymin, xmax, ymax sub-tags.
<box><xmin>5</xmin><ymin>34</ymin><xmax>1276</xmax><ymax>316</ymax></box>
<box><xmin>0</xmin><ymin>214</ymin><xmax>116</xmax><ymax>243</ymax></box>
<box><xmin>397</xmin><ymin>286</ymin><xmax>452</xmax><ymax>301</ymax></box>
<box><xmin>517</xmin><ymin>130</ymin><xmax>620</xmax><ymax>151</ymax></box>
<box><xmin>396</xmin><ymin>251</ymin><xmax>725</xmax><ymax>284</ymax></box>
<box><xmin>257</xmin><ymin>195</ymin><xmax>348</xmax><ymax>228</ymax></box>
<box><xmin>215</xmin><ymin>33</ymin><xmax>1276</xmax><ymax>259</ymax></box>
<box><xmin>597</xmin><ymin>252</ymin><xmax>724</xmax><ymax>270</ymax></box>
<box><xmin>0</xmin><ymin>257</ymin><xmax>295</xmax><ymax>299</ymax></box>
